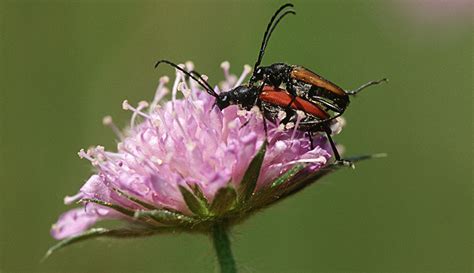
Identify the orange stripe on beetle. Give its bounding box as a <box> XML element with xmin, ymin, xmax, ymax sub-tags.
<box><xmin>260</xmin><ymin>87</ymin><xmax>330</xmax><ymax>120</ymax></box>
<box><xmin>290</xmin><ymin>67</ymin><xmax>346</xmax><ymax>97</ymax></box>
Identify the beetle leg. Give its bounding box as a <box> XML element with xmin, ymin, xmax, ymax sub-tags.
<box><xmin>285</xmin><ymin>84</ymin><xmax>298</xmax><ymax>109</ymax></box>
<box><xmin>239</xmin><ymin>119</ymin><xmax>251</xmax><ymax>129</ymax></box>
<box><xmin>323</xmin><ymin>125</ymin><xmax>354</xmax><ymax>168</ymax></box>
<box><xmin>254</xmin><ymin>81</ymin><xmax>269</xmax><ymax>138</ymax></box>
<box><xmin>257</xmin><ymin>99</ymin><xmax>269</xmax><ymax>138</ymax></box>
<box><xmin>345</xmin><ymin>78</ymin><xmax>387</xmax><ymax>95</ymax></box>
<box><xmin>307</xmin><ymin>132</ymin><xmax>314</xmax><ymax>150</ymax></box>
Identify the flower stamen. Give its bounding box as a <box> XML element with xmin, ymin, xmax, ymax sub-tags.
<box><xmin>171</xmin><ymin>65</ymin><xmax>185</xmax><ymax>109</ymax></box>
<box><xmin>122</xmin><ymin>100</ymin><xmax>151</xmax><ymax>129</ymax></box>
<box><xmin>149</xmin><ymin>76</ymin><xmax>169</xmax><ymax>114</ymax></box>
<box><xmin>220</xmin><ymin>61</ymin><xmax>231</xmax><ymax>82</ymax></box>
<box><xmin>102</xmin><ymin>116</ymin><xmax>124</xmax><ymax>140</ymax></box>
<box><xmin>233</xmin><ymin>64</ymin><xmax>252</xmax><ymax>88</ymax></box>
<box><xmin>291</xmin><ymin>110</ymin><xmax>306</xmax><ymax>142</ymax></box>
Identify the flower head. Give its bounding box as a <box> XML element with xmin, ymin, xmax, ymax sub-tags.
<box><xmin>47</xmin><ymin>62</ymin><xmax>361</xmax><ymax>258</ymax></box>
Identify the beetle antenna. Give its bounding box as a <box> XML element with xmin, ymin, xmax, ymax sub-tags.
<box><xmin>188</xmin><ymin>70</ymin><xmax>216</xmax><ymax>94</ymax></box>
<box><xmin>155</xmin><ymin>59</ymin><xmax>218</xmax><ymax>98</ymax></box>
<box><xmin>253</xmin><ymin>3</ymin><xmax>295</xmax><ymax>72</ymax></box>
<box><xmin>269</xmin><ymin>10</ymin><xmax>296</xmax><ymax>41</ymax></box>
<box><xmin>345</xmin><ymin>78</ymin><xmax>388</xmax><ymax>95</ymax></box>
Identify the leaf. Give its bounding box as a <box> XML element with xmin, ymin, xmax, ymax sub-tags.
<box><xmin>238</xmin><ymin>141</ymin><xmax>267</xmax><ymax>203</ymax></box>
<box><xmin>209</xmin><ymin>186</ymin><xmax>237</xmax><ymax>216</ymax></box>
<box><xmin>43</xmin><ymin>227</ymin><xmax>165</xmax><ymax>261</ymax></box>
<box><xmin>134</xmin><ymin>209</ymin><xmax>197</xmax><ymax>226</ymax></box>
<box><xmin>271</xmin><ymin>164</ymin><xmax>306</xmax><ymax>188</ymax></box>
<box><xmin>179</xmin><ymin>185</ymin><xmax>209</xmax><ymax>216</ymax></box>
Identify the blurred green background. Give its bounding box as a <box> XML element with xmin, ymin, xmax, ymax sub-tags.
<box><xmin>1</xmin><ymin>0</ymin><xmax>472</xmax><ymax>272</ymax></box>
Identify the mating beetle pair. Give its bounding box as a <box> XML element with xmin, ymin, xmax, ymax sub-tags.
<box><xmin>155</xmin><ymin>3</ymin><xmax>386</xmax><ymax>166</ymax></box>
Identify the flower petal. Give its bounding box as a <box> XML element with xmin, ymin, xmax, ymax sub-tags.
<box><xmin>50</xmin><ymin>207</ymin><xmax>119</xmax><ymax>240</ymax></box>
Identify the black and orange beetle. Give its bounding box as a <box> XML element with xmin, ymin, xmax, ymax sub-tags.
<box><xmin>155</xmin><ymin>3</ymin><xmax>386</xmax><ymax>165</ymax></box>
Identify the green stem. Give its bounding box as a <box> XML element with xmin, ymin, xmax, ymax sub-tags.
<box><xmin>211</xmin><ymin>223</ymin><xmax>237</xmax><ymax>273</ymax></box>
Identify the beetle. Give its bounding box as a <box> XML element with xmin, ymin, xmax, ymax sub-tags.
<box><xmin>154</xmin><ymin>3</ymin><xmax>386</xmax><ymax>166</ymax></box>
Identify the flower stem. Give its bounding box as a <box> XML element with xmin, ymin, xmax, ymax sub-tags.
<box><xmin>211</xmin><ymin>223</ymin><xmax>237</xmax><ymax>273</ymax></box>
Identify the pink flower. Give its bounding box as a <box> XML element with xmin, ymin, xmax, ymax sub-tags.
<box><xmin>48</xmin><ymin>62</ymin><xmax>355</xmax><ymax>257</ymax></box>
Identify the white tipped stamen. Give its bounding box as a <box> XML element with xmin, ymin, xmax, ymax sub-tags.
<box><xmin>102</xmin><ymin>115</ymin><xmax>112</xmax><ymax>125</ymax></box>
<box><xmin>178</xmin><ymin>82</ymin><xmax>191</xmax><ymax>99</ymax></box>
<box><xmin>78</xmin><ymin>149</ymin><xmax>86</xmax><ymax>159</ymax></box>
<box><xmin>285</xmin><ymin>122</ymin><xmax>295</xmax><ymax>130</ymax></box>
<box><xmin>78</xmin><ymin>149</ymin><xmax>94</xmax><ymax>162</ymax></box>
<box><xmin>171</xmin><ymin>68</ymin><xmax>183</xmax><ymax>110</ymax></box>
<box><xmin>233</xmin><ymin>64</ymin><xmax>252</xmax><ymax>88</ymax></box>
<box><xmin>150</xmin><ymin>77</ymin><xmax>169</xmax><ymax>114</ymax></box>
<box><xmin>123</xmin><ymin>100</ymin><xmax>151</xmax><ymax>129</ymax></box>
<box><xmin>220</xmin><ymin>61</ymin><xmax>230</xmax><ymax>71</ymax></box>
<box><xmin>291</xmin><ymin>110</ymin><xmax>305</xmax><ymax>141</ymax></box>
<box><xmin>296</xmin><ymin>110</ymin><xmax>306</xmax><ymax>119</ymax></box>
<box><xmin>277</xmin><ymin>110</ymin><xmax>287</xmax><ymax>121</ymax></box>
<box><xmin>152</xmin><ymin>88</ymin><xmax>169</xmax><ymax>111</ymax></box>
<box><xmin>91</xmin><ymin>146</ymin><xmax>121</xmax><ymax>173</ymax></box>
<box><xmin>178</xmin><ymin>76</ymin><xmax>200</xmax><ymax>111</ymax></box>
<box><xmin>185</xmin><ymin>61</ymin><xmax>194</xmax><ymax>71</ymax></box>
<box><xmin>130</xmin><ymin>101</ymin><xmax>150</xmax><ymax>129</ymax></box>
<box><xmin>221</xmin><ymin>61</ymin><xmax>231</xmax><ymax>81</ymax></box>
<box><xmin>138</xmin><ymin>101</ymin><xmax>149</xmax><ymax>108</ymax></box>
<box><xmin>197</xmin><ymin>74</ymin><xmax>217</xmax><ymax>96</ymax></box>
<box><xmin>103</xmin><ymin>116</ymin><xmax>124</xmax><ymax>140</ymax></box>
<box><xmin>122</xmin><ymin>100</ymin><xmax>130</xmax><ymax>110</ymax></box>
<box><xmin>178</xmin><ymin>73</ymin><xmax>191</xmax><ymax>92</ymax></box>
<box><xmin>330</xmin><ymin>117</ymin><xmax>346</xmax><ymax>135</ymax></box>
<box><xmin>117</xmin><ymin>142</ymin><xmax>123</xmax><ymax>150</ymax></box>
<box><xmin>95</xmin><ymin>145</ymin><xmax>105</xmax><ymax>153</ymax></box>
<box><xmin>160</xmin><ymin>76</ymin><xmax>170</xmax><ymax>84</ymax></box>
<box><xmin>184</xmin><ymin>62</ymin><xmax>198</xmax><ymax>98</ymax></box>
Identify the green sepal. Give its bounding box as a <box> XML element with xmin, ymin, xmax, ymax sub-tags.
<box><xmin>271</xmin><ymin>164</ymin><xmax>306</xmax><ymax>188</ymax></box>
<box><xmin>43</xmin><ymin>227</ymin><xmax>164</xmax><ymax>261</ymax></box>
<box><xmin>178</xmin><ymin>185</ymin><xmax>209</xmax><ymax>216</ymax></box>
<box><xmin>188</xmin><ymin>183</ymin><xmax>210</xmax><ymax>209</ymax></box>
<box><xmin>210</xmin><ymin>186</ymin><xmax>237</xmax><ymax>216</ymax></box>
<box><xmin>79</xmin><ymin>198</ymin><xmax>136</xmax><ymax>218</ymax></box>
<box><xmin>238</xmin><ymin>140</ymin><xmax>267</xmax><ymax>203</ymax></box>
<box><xmin>134</xmin><ymin>209</ymin><xmax>197</xmax><ymax>226</ymax></box>
<box><xmin>112</xmin><ymin>187</ymin><xmax>158</xmax><ymax>210</ymax></box>
<box><xmin>247</xmin><ymin>153</ymin><xmax>386</xmax><ymax>211</ymax></box>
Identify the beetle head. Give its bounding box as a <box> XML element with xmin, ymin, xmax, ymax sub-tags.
<box><xmin>216</xmin><ymin>93</ymin><xmax>232</xmax><ymax>110</ymax></box>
